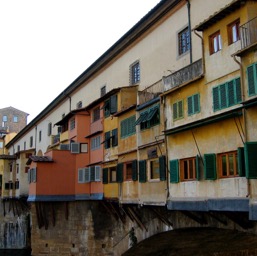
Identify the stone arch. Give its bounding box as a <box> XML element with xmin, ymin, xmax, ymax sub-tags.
<box><xmin>123</xmin><ymin>227</ymin><xmax>257</xmax><ymax>255</ymax></box>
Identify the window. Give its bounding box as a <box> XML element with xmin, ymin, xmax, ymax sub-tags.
<box><xmin>104</xmin><ymin>95</ymin><xmax>117</xmax><ymax>117</ymax></box>
<box><xmin>104</xmin><ymin>131</ymin><xmax>111</xmax><ymax>149</ymax></box>
<box><xmin>70</xmin><ymin>118</ymin><xmax>75</xmax><ymax>130</ymax></box>
<box><xmin>204</xmin><ymin>154</ymin><xmax>217</xmax><ymax>180</ymax></box>
<box><xmin>30</xmin><ymin>136</ymin><xmax>33</xmax><ymax>147</ymax></box>
<box><xmin>93</xmin><ymin>106</ymin><xmax>100</xmax><ymax>122</ymax></box>
<box><xmin>130</xmin><ymin>61</ymin><xmax>140</xmax><ymax>85</ymax></box>
<box><xmin>149</xmin><ymin>158</ymin><xmax>160</xmax><ymax>180</ymax></box>
<box><xmin>25</xmin><ymin>167</ymin><xmax>29</xmax><ymax>173</ymax></box>
<box><xmin>39</xmin><ymin>130</ymin><xmax>42</xmax><ymax>142</ymax></box>
<box><xmin>125</xmin><ymin>162</ymin><xmax>133</xmax><ymax>181</ymax></box>
<box><xmin>209</xmin><ymin>31</ymin><xmax>222</xmax><ymax>54</ymax></box>
<box><xmin>80</xmin><ymin>143</ymin><xmax>88</xmax><ymax>153</ymax></box>
<box><xmin>121</xmin><ymin>115</ymin><xmax>136</xmax><ymax>138</ymax></box>
<box><xmin>13</xmin><ymin>116</ymin><xmax>18</xmax><ymax>122</ymax></box>
<box><xmin>110</xmin><ymin>167</ymin><xmax>117</xmax><ymax>182</ymax></box>
<box><xmin>47</xmin><ymin>122</ymin><xmax>52</xmax><ymax>136</ymax></box>
<box><xmin>2</xmin><ymin>115</ymin><xmax>7</xmax><ymax>122</ymax></box>
<box><xmin>76</xmin><ymin>101</ymin><xmax>82</xmax><ymax>109</ymax></box>
<box><xmin>135</xmin><ymin>105</ymin><xmax>160</xmax><ymax>130</ymax></box>
<box><xmin>213</xmin><ymin>77</ymin><xmax>241</xmax><ymax>111</ymax></box>
<box><xmin>173</xmin><ymin>100</ymin><xmax>184</xmax><ymax>120</ymax></box>
<box><xmin>17</xmin><ymin>145</ymin><xmax>20</xmax><ymax>152</ymax></box>
<box><xmin>178</xmin><ymin>27</ymin><xmax>190</xmax><ymax>55</ymax></box>
<box><xmin>24</xmin><ymin>142</ymin><xmax>26</xmax><ymax>150</ymax></box>
<box><xmin>101</xmin><ymin>85</ymin><xmax>106</xmax><ymax>97</ymax></box>
<box><xmin>247</xmin><ymin>62</ymin><xmax>257</xmax><ymax>96</ymax></box>
<box><xmin>228</xmin><ymin>19</ymin><xmax>240</xmax><ymax>45</ymax></box>
<box><xmin>112</xmin><ymin>128</ymin><xmax>118</xmax><ymax>147</ymax></box>
<box><xmin>0</xmin><ymin>142</ymin><xmax>3</xmax><ymax>148</ymax></box>
<box><xmin>180</xmin><ymin>157</ymin><xmax>198</xmax><ymax>181</ymax></box>
<box><xmin>218</xmin><ymin>151</ymin><xmax>238</xmax><ymax>178</ymax></box>
<box><xmin>91</xmin><ymin>135</ymin><xmax>101</xmax><ymax>150</ymax></box>
<box><xmin>187</xmin><ymin>94</ymin><xmax>200</xmax><ymax>115</ymax></box>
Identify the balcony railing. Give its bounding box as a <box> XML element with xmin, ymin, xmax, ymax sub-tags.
<box><xmin>163</xmin><ymin>59</ymin><xmax>203</xmax><ymax>92</ymax></box>
<box><xmin>240</xmin><ymin>16</ymin><xmax>257</xmax><ymax>50</ymax></box>
<box><xmin>138</xmin><ymin>80</ymin><xmax>164</xmax><ymax>105</ymax></box>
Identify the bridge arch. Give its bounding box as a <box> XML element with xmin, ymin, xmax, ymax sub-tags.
<box><xmin>123</xmin><ymin>227</ymin><xmax>257</xmax><ymax>255</ymax></box>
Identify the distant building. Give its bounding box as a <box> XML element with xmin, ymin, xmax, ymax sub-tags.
<box><xmin>0</xmin><ymin>106</ymin><xmax>29</xmax><ymax>133</ymax></box>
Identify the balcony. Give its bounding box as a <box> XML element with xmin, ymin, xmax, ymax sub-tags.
<box><xmin>163</xmin><ymin>59</ymin><xmax>203</xmax><ymax>92</ymax></box>
<box><xmin>138</xmin><ymin>80</ymin><xmax>164</xmax><ymax>105</ymax></box>
<box><xmin>240</xmin><ymin>16</ymin><xmax>257</xmax><ymax>50</ymax></box>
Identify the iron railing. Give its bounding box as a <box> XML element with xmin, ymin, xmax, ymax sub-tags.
<box><xmin>240</xmin><ymin>16</ymin><xmax>257</xmax><ymax>49</ymax></box>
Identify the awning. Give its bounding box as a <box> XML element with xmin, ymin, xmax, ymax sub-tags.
<box><xmin>135</xmin><ymin>112</ymin><xmax>148</xmax><ymax>125</ymax></box>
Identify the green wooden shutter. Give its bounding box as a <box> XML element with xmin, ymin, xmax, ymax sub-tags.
<box><xmin>247</xmin><ymin>65</ymin><xmax>256</xmax><ymax>96</ymax></box>
<box><xmin>196</xmin><ymin>155</ymin><xmax>201</xmax><ymax>180</ymax></box>
<box><xmin>139</xmin><ymin>160</ymin><xmax>147</xmax><ymax>183</ymax></box>
<box><xmin>105</xmin><ymin>131</ymin><xmax>111</xmax><ymax>149</ymax></box>
<box><xmin>245</xmin><ymin>142</ymin><xmax>257</xmax><ymax>179</ymax></box>
<box><xmin>103</xmin><ymin>168</ymin><xmax>109</xmax><ymax>184</ymax></box>
<box><xmin>227</xmin><ymin>80</ymin><xmax>235</xmax><ymax>106</ymax></box>
<box><xmin>187</xmin><ymin>96</ymin><xmax>193</xmax><ymax>115</ymax></box>
<box><xmin>194</xmin><ymin>94</ymin><xmax>200</xmax><ymax>113</ymax></box>
<box><xmin>112</xmin><ymin>128</ymin><xmax>118</xmax><ymax>147</ymax></box>
<box><xmin>110</xmin><ymin>94</ymin><xmax>117</xmax><ymax>114</ymax></box>
<box><xmin>116</xmin><ymin>163</ymin><xmax>123</xmax><ymax>183</ymax></box>
<box><xmin>159</xmin><ymin>155</ymin><xmax>166</xmax><ymax>181</ymax></box>
<box><xmin>235</xmin><ymin>78</ymin><xmax>242</xmax><ymax>103</ymax></box>
<box><xmin>173</xmin><ymin>103</ymin><xmax>178</xmax><ymax>120</ymax></box>
<box><xmin>178</xmin><ymin>100</ymin><xmax>183</xmax><ymax>118</ymax></box>
<box><xmin>237</xmin><ymin>147</ymin><xmax>245</xmax><ymax>177</ymax></box>
<box><xmin>204</xmin><ymin>154</ymin><xmax>216</xmax><ymax>180</ymax></box>
<box><xmin>132</xmin><ymin>160</ymin><xmax>138</xmax><ymax>181</ymax></box>
<box><xmin>170</xmin><ymin>159</ymin><xmax>179</xmax><ymax>183</ymax></box>
<box><xmin>213</xmin><ymin>86</ymin><xmax>220</xmax><ymax>111</ymax></box>
<box><xmin>220</xmin><ymin>83</ymin><xmax>227</xmax><ymax>108</ymax></box>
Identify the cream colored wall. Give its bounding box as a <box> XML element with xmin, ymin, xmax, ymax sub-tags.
<box><xmin>9</xmin><ymin>0</ymin><xmax>234</xmax><ymax>157</ymax></box>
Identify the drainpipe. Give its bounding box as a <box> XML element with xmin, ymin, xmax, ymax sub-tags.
<box><xmin>187</xmin><ymin>0</ymin><xmax>193</xmax><ymax>64</ymax></box>
<box><xmin>232</xmin><ymin>54</ymin><xmax>249</xmax><ymax>197</ymax></box>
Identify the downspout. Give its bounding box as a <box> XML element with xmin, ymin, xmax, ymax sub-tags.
<box><xmin>232</xmin><ymin>54</ymin><xmax>249</xmax><ymax>197</ymax></box>
<box><xmin>187</xmin><ymin>0</ymin><xmax>193</xmax><ymax>64</ymax></box>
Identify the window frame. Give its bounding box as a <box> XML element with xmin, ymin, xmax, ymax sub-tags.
<box><xmin>47</xmin><ymin>122</ymin><xmax>52</xmax><ymax>136</ymax></box>
<box><xmin>180</xmin><ymin>157</ymin><xmax>197</xmax><ymax>181</ymax></box>
<box><xmin>218</xmin><ymin>151</ymin><xmax>239</xmax><ymax>178</ymax></box>
<box><xmin>91</xmin><ymin>135</ymin><xmax>101</xmax><ymax>150</ymax></box>
<box><xmin>93</xmin><ymin>106</ymin><xmax>100</xmax><ymax>122</ymax></box>
<box><xmin>120</xmin><ymin>115</ymin><xmax>136</xmax><ymax>138</ymax></box>
<box><xmin>109</xmin><ymin>166</ymin><xmax>117</xmax><ymax>183</ymax></box>
<box><xmin>2</xmin><ymin>115</ymin><xmax>7</xmax><ymax>122</ymax></box>
<box><xmin>187</xmin><ymin>93</ymin><xmax>200</xmax><ymax>116</ymax></box>
<box><xmin>173</xmin><ymin>100</ymin><xmax>184</xmax><ymax>120</ymax></box>
<box><xmin>227</xmin><ymin>19</ymin><xmax>240</xmax><ymax>45</ymax></box>
<box><xmin>209</xmin><ymin>30</ymin><xmax>222</xmax><ymax>54</ymax></box>
<box><xmin>130</xmin><ymin>61</ymin><xmax>140</xmax><ymax>85</ymax></box>
<box><xmin>178</xmin><ymin>26</ymin><xmax>190</xmax><ymax>56</ymax></box>
<box><xmin>148</xmin><ymin>158</ymin><xmax>160</xmax><ymax>181</ymax></box>
<box><xmin>13</xmin><ymin>116</ymin><xmax>18</xmax><ymax>122</ymax></box>
<box><xmin>70</xmin><ymin>118</ymin><xmax>75</xmax><ymax>130</ymax></box>
<box><xmin>124</xmin><ymin>162</ymin><xmax>133</xmax><ymax>181</ymax></box>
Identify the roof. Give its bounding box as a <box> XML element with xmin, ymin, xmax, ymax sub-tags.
<box><xmin>5</xmin><ymin>0</ymin><xmax>181</xmax><ymax>148</ymax></box>
<box><xmin>26</xmin><ymin>155</ymin><xmax>53</xmax><ymax>165</ymax></box>
<box><xmin>0</xmin><ymin>154</ymin><xmax>16</xmax><ymax>160</ymax></box>
<box><xmin>0</xmin><ymin>106</ymin><xmax>29</xmax><ymax>116</ymax></box>
<box><xmin>194</xmin><ymin>0</ymin><xmax>250</xmax><ymax>31</ymax></box>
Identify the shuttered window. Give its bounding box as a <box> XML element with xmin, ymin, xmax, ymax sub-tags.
<box><xmin>104</xmin><ymin>131</ymin><xmax>111</xmax><ymax>149</ymax></box>
<box><xmin>132</xmin><ymin>160</ymin><xmax>138</xmax><ymax>181</ymax></box>
<box><xmin>117</xmin><ymin>163</ymin><xmax>123</xmax><ymax>183</ymax></box>
<box><xmin>139</xmin><ymin>160</ymin><xmax>147</xmax><ymax>183</ymax></box>
<box><xmin>245</xmin><ymin>142</ymin><xmax>257</xmax><ymax>179</ymax></box>
<box><xmin>247</xmin><ymin>63</ymin><xmax>257</xmax><ymax>96</ymax></box>
<box><xmin>187</xmin><ymin>93</ymin><xmax>200</xmax><ymax>115</ymax></box>
<box><xmin>159</xmin><ymin>155</ymin><xmax>166</xmax><ymax>181</ymax></box>
<box><xmin>173</xmin><ymin>100</ymin><xmax>183</xmax><ymax>120</ymax></box>
<box><xmin>103</xmin><ymin>168</ymin><xmax>109</xmax><ymax>184</ymax></box>
<box><xmin>237</xmin><ymin>147</ymin><xmax>245</xmax><ymax>177</ymax></box>
<box><xmin>121</xmin><ymin>115</ymin><xmax>136</xmax><ymax>138</ymax></box>
<box><xmin>110</xmin><ymin>95</ymin><xmax>118</xmax><ymax>114</ymax></box>
<box><xmin>112</xmin><ymin>128</ymin><xmax>118</xmax><ymax>147</ymax></box>
<box><xmin>204</xmin><ymin>154</ymin><xmax>217</xmax><ymax>180</ymax></box>
<box><xmin>170</xmin><ymin>159</ymin><xmax>179</xmax><ymax>183</ymax></box>
<box><xmin>212</xmin><ymin>77</ymin><xmax>241</xmax><ymax>111</ymax></box>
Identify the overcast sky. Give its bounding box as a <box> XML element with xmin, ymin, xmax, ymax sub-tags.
<box><xmin>0</xmin><ymin>0</ymin><xmax>160</xmax><ymax>123</ymax></box>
